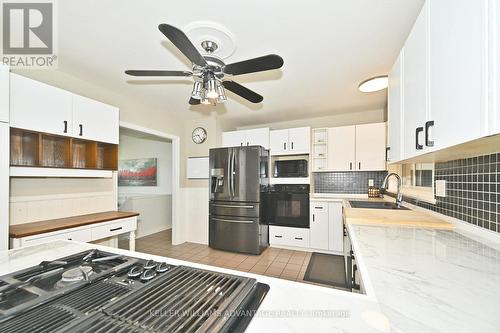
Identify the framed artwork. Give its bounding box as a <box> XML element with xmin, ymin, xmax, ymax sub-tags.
<box><xmin>118</xmin><ymin>158</ymin><xmax>157</xmax><ymax>186</ymax></box>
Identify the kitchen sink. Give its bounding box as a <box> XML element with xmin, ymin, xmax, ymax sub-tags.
<box><xmin>348</xmin><ymin>200</ymin><xmax>410</xmax><ymax>210</ymax></box>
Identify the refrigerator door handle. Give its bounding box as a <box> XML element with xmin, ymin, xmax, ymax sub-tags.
<box><xmin>231</xmin><ymin>150</ymin><xmax>236</xmax><ymax>199</ymax></box>
<box><xmin>227</xmin><ymin>150</ymin><xmax>232</xmax><ymax>199</ymax></box>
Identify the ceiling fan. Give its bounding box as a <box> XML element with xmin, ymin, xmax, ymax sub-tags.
<box><xmin>125</xmin><ymin>24</ymin><xmax>284</xmax><ymax>105</ymax></box>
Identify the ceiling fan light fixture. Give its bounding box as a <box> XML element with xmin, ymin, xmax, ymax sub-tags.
<box><xmin>358</xmin><ymin>75</ymin><xmax>389</xmax><ymax>93</ymax></box>
<box><xmin>191</xmin><ymin>81</ymin><xmax>203</xmax><ymax>100</ymax></box>
<box><xmin>206</xmin><ymin>78</ymin><xmax>219</xmax><ymax>99</ymax></box>
<box><xmin>201</xmin><ymin>97</ymin><xmax>211</xmax><ymax>105</ymax></box>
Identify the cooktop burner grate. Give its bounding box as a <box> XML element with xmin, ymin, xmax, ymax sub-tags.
<box><xmin>96</xmin><ymin>266</ymin><xmax>257</xmax><ymax>333</ymax></box>
<box><xmin>0</xmin><ymin>304</ymin><xmax>77</xmax><ymax>333</ymax></box>
<box><xmin>56</xmin><ymin>280</ymin><xmax>133</xmax><ymax>313</ymax></box>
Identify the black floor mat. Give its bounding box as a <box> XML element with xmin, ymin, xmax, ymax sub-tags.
<box><xmin>303</xmin><ymin>252</ymin><xmax>347</xmax><ymax>288</ymax></box>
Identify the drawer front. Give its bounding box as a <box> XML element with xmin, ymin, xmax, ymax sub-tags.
<box><xmin>269</xmin><ymin>226</ymin><xmax>310</xmax><ymax>248</ymax></box>
<box><xmin>91</xmin><ymin>218</ymin><xmax>136</xmax><ymax>241</ymax></box>
<box><xmin>23</xmin><ymin>229</ymin><xmax>91</xmax><ymax>247</ymax></box>
<box><xmin>210</xmin><ymin>202</ymin><xmax>260</xmax><ymax>218</ymax></box>
<box><xmin>311</xmin><ymin>202</ymin><xmax>329</xmax><ymax>213</ymax></box>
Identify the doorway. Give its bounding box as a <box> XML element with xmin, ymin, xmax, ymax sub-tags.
<box><xmin>117</xmin><ymin>122</ymin><xmax>180</xmax><ymax>248</ymax></box>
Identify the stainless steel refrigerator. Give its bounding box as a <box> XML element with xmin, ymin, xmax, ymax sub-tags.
<box><xmin>209</xmin><ymin>146</ymin><xmax>269</xmax><ymax>255</ymax></box>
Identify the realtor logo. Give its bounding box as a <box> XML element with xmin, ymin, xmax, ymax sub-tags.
<box><xmin>1</xmin><ymin>1</ymin><xmax>57</xmax><ymax>68</ymax></box>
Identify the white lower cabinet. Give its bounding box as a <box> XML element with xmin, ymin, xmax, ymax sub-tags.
<box><xmin>328</xmin><ymin>202</ymin><xmax>344</xmax><ymax>252</ymax></box>
<box><xmin>11</xmin><ymin>217</ymin><xmax>137</xmax><ymax>249</ymax></box>
<box><xmin>310</xmin><ymin>203</ymin><xmax>329</xmax><ymax>250</ymax></box>
<box><xmin>269</xmin><ymin>226</ymin><xmax>310</xmax><ymax>248</ymax></box>
<box><xmin>269</xmin><ymin>201</ymin><xmax>344</xmax><ymax>253</ymax></box>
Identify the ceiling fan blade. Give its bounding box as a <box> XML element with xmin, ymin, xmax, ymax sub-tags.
<box><xmin>189</xmin><ymin>97</ymin><xmax>201</xmax><ymax>105</ymax></box>
<box><xmin>223</xmin><ymin>54</ymin><xmax>284</xmax><ymax>75</ymax></box>
<box><xmin>222</xmin><ymin>81</ymin><xmax>263</xmax><ymax>103</ymax></box>
<box><xmin>125</xmin><ymin>70</ymin><xmax>192</xmax><ymax>77</ymax></box>
<box><xmin>158</xmin><ymin>24</ymin><xmax>207</xmax><ymax>67</ymax></box>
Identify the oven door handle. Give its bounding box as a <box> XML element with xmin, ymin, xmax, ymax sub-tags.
<box><xmin>213</xmin><ymin>204</ymin><xmax>255</xmax><ymax>209</ymax></box>
<box><xmin>212</xmin><ymin>218</ymin><xmax>254</xmax><ymax>224</ymax></box>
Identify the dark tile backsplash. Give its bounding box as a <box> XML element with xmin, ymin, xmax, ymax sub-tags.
<box><xmin>314</xmin><ymin>171</ymin><xmax>388</xmax><ymax>194</ymax></box>
<box><xmin>392</xmin><ymin>152</ymin><xmax>500</xmax><ymax>234</ymax></box>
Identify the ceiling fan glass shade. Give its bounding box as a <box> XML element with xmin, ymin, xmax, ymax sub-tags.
<box><xmin>217</xmin><ymin>84</ymin><xmax>227</xmax><ymax>102</ymax></box>
<box><xmin>201</xmin><ymin>97</ymin><xmax>211</xmax><ymax>105</ymax></box>
<box><xmin>358</xmin><ymin>75</ymin><xmax>388</xmax><ymax>92</ymax></box>
<box><xmin>191</xmin><ymin>81</ymin><xmax>203</xmax><ymax>100</ymax></box>
<box><xmin>206</xmin><ymin>78</ymin><xmax>218</xmax><ymax>99</ymax></box>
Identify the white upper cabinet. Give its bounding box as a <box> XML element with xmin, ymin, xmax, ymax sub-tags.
<box><xmin>9</xmin><ymin>74</ymin><xmax>119</xmax><ymax>144</ymax></box>
<box><xmin>493</xmin><ymin>0</ymin><xmax>500</xmax><ymax>135</ymax></box>
<box><xmin>222</xmin><ymin>131</ymin><xmax>246</xmax><ymax>147</ymax></box>
<box><xmin>0</xmin><ymin>65</ymin><xmax>8</xmax><ymax>123</ymax></box>
<box><xmin>355</xmin><ymin>123</ymin><xmax>386</xmax><ymax>171</ymax></box>
<box><xmin>10</xmin><ymin>73</ymin><xmax>73</xmax><ymax>136</ymax></box>
<box><xmin>72</xmin><ymin>95</ymin><xmax>119</xmax><ymax>144</ymax></box>
<box><xmin>388</xmin><ymin>51</ymin><xmax>403</xmax><ymax>163</ymax></box>
<box><xmin>269</xmin><ymin>129</ymin><xmax>289</xmax><ymax>154</ymax></box>
<box><xmin>402</xmin><ymin>2</ymin><xmax>428</xmax><ymax>159</ymax></box>
<box><xmin>245</xmin><ymin>128</ymin><xmax>270</xmax><ymax>149</ymax></box>
<box><xmin>388</xmin><ymin>0</ymin><xmax>492</xmax><ymax>161</ymax></box>
<box><xmin>222</xmin><ymin>128</ymin><xmax>269</xmax><ymax>149</ymax></box>
<box><xmin>288</xmin><ymin>127</ymin><xmax>310</xmax><ymax>154</ymax></box>
<box><xmin>327</xmin><ymin>125</ymin><xmax>356</xmax><ymax>171</ymax></box>
<box><xmin>429</xmin><ymin>0</ymin><xmax>487</xmax><ymax>149</ymax></box>
<box><xmin>269</xmin><ymin>127</ymin><xmax>310</xmax><ymax>156</ymax></box>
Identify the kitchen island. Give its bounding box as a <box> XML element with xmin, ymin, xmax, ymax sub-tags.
<box><xmin>0</xmin><ymin>240</ymin><xmax>386</xmax><ymax>333</ymax></box>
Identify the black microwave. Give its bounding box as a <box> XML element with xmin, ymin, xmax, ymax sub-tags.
<box><xmin>273</xmin><ymin>160</ymin><xmax>308</xmax><ymax>178</ymax></box>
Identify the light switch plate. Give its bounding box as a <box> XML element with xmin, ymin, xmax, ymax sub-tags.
<box><xmin>435</xmin><ymin>180</ymin><xmax>446</xmax><ymax>197</ymax></box>
<box><xmin>368</xmin><ymin>179</ymin><xmax>374</xmax><ymax>187</ymax></box>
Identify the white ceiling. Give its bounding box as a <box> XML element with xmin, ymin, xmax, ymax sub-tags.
<box><xmin>33</xmin><ymin>0</ymin><xmax>423</xmax><ymax>126</ymax></box>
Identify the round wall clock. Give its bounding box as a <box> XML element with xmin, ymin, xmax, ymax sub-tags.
<box><xmin>192</xmin><ymin>127</ymin><xmax>207</xmax><ymax>144</ymax></box>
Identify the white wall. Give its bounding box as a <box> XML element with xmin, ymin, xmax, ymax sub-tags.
<box><xmin>118</xmin><ymin>133</ymin><xmax>173</xmax><ymax>237</ymax></box>
<box><xmin>118</xmin><ymin>134</ymin><xmax>172</xmax><ymax>195</ymax></box>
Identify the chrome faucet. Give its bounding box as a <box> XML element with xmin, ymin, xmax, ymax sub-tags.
<box><xmin>381</xmin><ymin>173</ymin><xmax>403</xmax><ymax>207</ymax></box>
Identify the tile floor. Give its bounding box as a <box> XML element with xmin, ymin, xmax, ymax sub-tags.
<box><xmin>133</xmin><ymin>229</ymin><xmax>330</xmax><ymax>286</ymax></box>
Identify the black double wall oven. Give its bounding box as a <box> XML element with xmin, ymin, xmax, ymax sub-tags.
<box><xmin>265</xmin><ymin>184</ymin><xmax>310</xmax><ymax>228</ymax></box>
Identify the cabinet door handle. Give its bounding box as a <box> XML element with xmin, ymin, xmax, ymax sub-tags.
<box><xmin>385</xmin><ymin>147</ymin><xmax>390</xmax><ymax>162</ymax></box>
<box><xmin>349</xmin><ymin>162</ymin><xmax>353</xmax><ymax>170</ymax></box>
<box><xmin>358</xmin><ymin>162</ymin><xmax>361</xmax><ymax>170</ymax></box>
<box><xmin>284</xmin><ymin>142</ymin><xmax>286</xmax><ymax>150</ymax></box>
<box><xmin>110</xmin><ymin>227</ymin><xmax>123</xmax><ymax>232</ymax></box>
<box><xmin>291</xmin><ymin>142</ymin><xmax>294</xmax><ymax>149</ymax></box>
<box><xmin>247</xmin><ymin>142</ymin><xmax>249</xmax><ymax>146</ymax></box>
<box><xmin>274</xmin><ymin>235</ymin><xmax>283</xmax><ymax>238</ymax></box>
<box><xmin>294</xmin><ymin>237</ymin><xmax>303</xmax><ymax>240</ymax></box>
<box><xmin>63</xmin><ymin>121</ymin><xmax>68</xmax><ymax>133</ymax></box>
<box><xmin>79</xmin><ymin>124</ymin><xmax>83</xmax><ymax>136</ymax></box>
<box><xmin>425</xmin><ymin>120</ymin><xmax>434</xmax><ymax>147</ymax></box>
<box><xmin>312</xmin><ymin>214</ymin><xmax>315</xmax><ymax>222</ymax></box>
<box><xmin>415</xmin><ymin>127</ymin><xmax>424</xmax><ymax>150</ymax></box>
<box><xmin>314</xmin><ymin>206</ymin><xmax>323</xmax><ymax>209</ymax></box>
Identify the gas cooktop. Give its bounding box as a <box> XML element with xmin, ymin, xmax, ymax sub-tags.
<box><xmin>0</xmin><ymin>249</ymin><xmax>269</xmax><ymax>333</ymax></box>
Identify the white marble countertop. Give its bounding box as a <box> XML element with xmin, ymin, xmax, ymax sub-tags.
<box><xmin>0</xmin><ymin>241</ymin><xmax>389</xmax><ymax>333</ymax></box>
<box><xmin>348</xmin><ymin>223</ymin><xmax>500</xmax><ymax>333</ymax></box>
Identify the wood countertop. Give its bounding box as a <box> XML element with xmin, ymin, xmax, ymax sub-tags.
<box><xmin>344</xmin><ymin>200</ymin><xmax>454</xmax><ymax>230</ymax></box>
<box><xmin>9</xmin><ymin>211</ymin><xmax>140</xmax><ymax>238</ymax></box>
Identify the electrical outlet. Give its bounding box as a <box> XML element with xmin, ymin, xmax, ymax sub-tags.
<box><xmin>368</xmin><ymin>179</ymin><xmax>374</xmax><ymax>187</ymax></box>
<box><xmin>435</xmin><ymin>180</ymin><xmax>446</xmax><ymax>197</ymax></box>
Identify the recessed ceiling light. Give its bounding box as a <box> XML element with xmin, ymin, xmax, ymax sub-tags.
<box><xmin>358</xmin><ymin>75</ymin><xmax>388</xmax><ymax>93</ymax></box>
